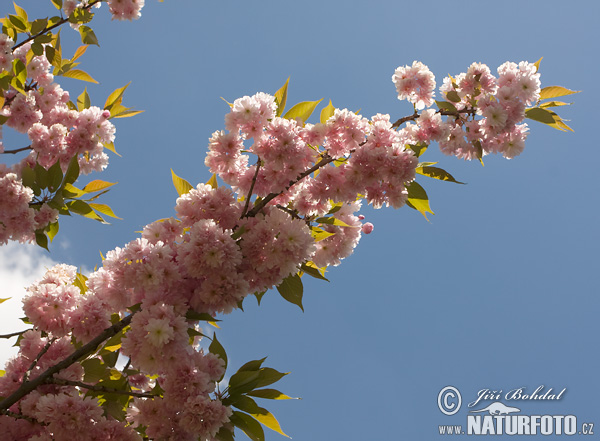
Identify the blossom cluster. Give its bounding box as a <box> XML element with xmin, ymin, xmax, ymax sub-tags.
<box><xmin>392</xmin><ymin>61</ymin><xmax>541</xmax><ymax>160</ymax></box>
<box><xmin>0</xmin><ymin>41</ymin><xmax>116</xmax><ymax>244</ymax></box>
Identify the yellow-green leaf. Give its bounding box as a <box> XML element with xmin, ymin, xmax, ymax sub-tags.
<box><xmin>416</xmin><ymin>165</ymin><xmax>464</xmax><ymax>184</ymax></box>
<box><xmin>83</xmin><ymin>180</ymin><xmax>117</xmax><ymax>193</ymax></box>
<box><xmin>77</xmin><ymin>87</ymin><xmax>90</xmax><ymax>111</ymax></box>
<box><xmin>539</xmin><ymin>86</ymin><xmax>580</xmax><ymax>101</ymax></box>
<box><xmin>13</xmin><ymin>2</ymin><xmax>28</xmax><ymax>22</ymax></box>
<box><xmin>283</xmin><ymin>99</ymin><xmax>323</xmax><ymax>123</ymax></box>
<box><xmin>89</xmin><ymin>203</ymin><xmax>121</xmax><ymax>219</ymax></box>
<box><xmin>406</xmin><ymin>181</ymin><xmax>434</xmax><ymax>220</ymax></box>
<box><xmin>310</xmin><ymin>227</ymin><xmax>335</xmax><ymax>242</ymax></box>
<box><xmin>0</xmin><ymin>298</ymin><xmax>11</xmax><ymax>304</ymax></box>
<box><xmin>102</xmin><ymin>141</ymin><xmax>120</xmax><ymax>156</ymax></box>
<box><xmin>206</xmin><ymin>173</ymin><xmax>218</xmax><ymax>189</ymax></box>
<box><xmin>539</xmin><ymin>101</ymin><xmax>570</xmax><ymax>109</ymax></box>
<box><xmin>111</xmin><ymin>109</ymin><xmax>144</xmax><ymax>119</ymax></box>
<box><xmin>320</xmin><ymin>99</ymin><xmax>335</xmax><ymax>124</ymax></box>
<box><xmin>71</xmin><ymin>45</ymin><xmax>88</xmax><ymax>62</ymax></box>
<box><xmin>274</xmin><ymin>77</ymin><xmax>289</xmax><ymax>117</ymax></box>
<box><xmin>525</xmin><ymin>107</ymin><xmax>574</xmax><ymax>132</ymax></box>
<box><xmin>61</xmin><ymin>69</ymin><xmax>98</xmax><ymax>83</ymax></box>
<box><xmin>247</xmin><ymin>388</ymin><xmax>296</xmax><ymax>400</ymax></box>
<box><xmin>533</xmin><ymin>57</ymin><xmax>543</xmax><ymax>73</ymax></box>
<box><xmin>63</xmin><ymin>183</ymin><xmax>88</xmax><ymax>198</ymax></box>
<box><xmin>104</xmin><ymin>82</ymin><xmax>130</xmax><ymax>111</ymax></box>
<box><xmin>171</xmin><ymin>169</ymin><xmax>193</xmax><ymax>196</ymax></box>
<box><xmin>46</xmin><ymin>221</ymin><xmax>59</xmax><ymax>242</ymax></box>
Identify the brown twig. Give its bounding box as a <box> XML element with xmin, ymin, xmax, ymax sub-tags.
<box><xmin>1</xmin><ymin>146</ymin><xmax>32</xmax><ymax>155</ymax></box>
<box><xmin>240</xmin><ymin>158</ymin><xmax>262</xmax><ymax>218</ymax></box>
<box><xmin>0</xmin><ymin>312</ymin><xmax>135</xmax><ymax>411</ymax></box>
<box><xmin>23</xmin><ymin>337</ymin><xmax>56</xmax><ymax>383</ymax></box>
<box><xmin>0</xmin><ymin>330</ymin><xmax>28</xmax><ymax>339</ymax></box>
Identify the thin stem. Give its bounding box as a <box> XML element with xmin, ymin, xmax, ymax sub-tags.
<box><xmin>23</xmin><ymin>337</ymin><xmax>55</xmax><ymax>383</ymax></box>
<box><xmin>0</xmin><ymin>312</ymin><xmax>135</xmax><ymax>411</ymax></box>
<box><xmin>240</xmin><ymin>158</ymin><xmax>262</xmax><ymax>218</ymax></box>
<box><xmin>2</xmin><ymin>146</ymin><xmax>32</xmax><ymax>155</ymax></box>
<box><xmin>48</xmin><ymin>378</ymin><xmax>157</xmax><ymax>399</ymax></box>
<box><xmin>11</xmin><ymin>0</ymin><xmax>105</xmax><ymax>52</ymax></box>
<box><xmin>391</xmin><ymin>107</ymin><xmax>476</xmax><ymax>129</ymax></box>
<box><xmin>0</xmin><ymin>330</ymin><xmax>28</xmax><ymax>339</ymax></box>
<box><xmin>0</xmin><ymin>409</ymin><xmax>43</xmax><ymax>425</ymax></box>
<box><xmin>245</xmin><ymin>153</ymin><xmax>336</xmax><ymax>218</ymax></box>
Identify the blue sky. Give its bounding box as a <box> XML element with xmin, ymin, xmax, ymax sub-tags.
<box><xmin>1</xmin><ymin>0</ymin><xmax>599</xmax><ymax>439</ymax></box>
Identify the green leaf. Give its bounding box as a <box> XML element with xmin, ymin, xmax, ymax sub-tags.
<box><xmin>283</xmin><ymin>99</ymin><xmax>323</xmax><ymax>123</ymax></box>
<box><xmin>13</xmin><ymin>59</ymin><xmax>27</xmax><ymax>87</ymax></box>
<box><xmin>171</xmin><ymin>169</ymin><xmax>193</xmax><ymax>196</ymax></box>
<box><xmin>34</xmin><ymin>163</ymin><xmax>49</xmax><ymax>189</ymax></box>
<box><xmin>525</xmin><ymin>107</ymin><xmax>573</xmax><ymax>132</ymax></box>
<box><xmin>77</xmin><ymin>87</ymin><xmax>90</xmax><ymax>111</ymax></box>
<box><xmin>247</xmin><ymin>388</ymin><xmax>296</xmax><ymax>400</ymax></box>
<box><xmin>238</xmin><ymin>357</ymin><xmax>267</xmax><ymax>372</ymax></box>
<box><xmin>13</xmin><ymin>2</ymin><xmax>28</xmax><ymax>22</ymax></box>
<box><xmin>209</xmin><ymin>333</ymin><xmax>227</xmax><ymax>377</ymax></box>
<box><xmin>83</xmin><ymin>180</ymin><xmax>117</xmax><ymax>193</ymax></box>
<box><xmin>31</xmin><ymin>42</ymin><xmax>44</xmax><ymax>56</ymax></box>
<box><xmin>67</xmin><ymin>200</ymin><xmax>106</xmax><ymax>222</ymax></box>
<box><xmin>64</xmin><ymin>155</ymin><xmax>80</xmax><ymax>185</ymax></box>
<box><xmin>206</xmin><ymin>173</ymin><xmax>218</xmax><ymax>189</ymax></box>
<box><xmin>51</xmin><ymin>0</ymin><xmax>63</xmax><ymax>9</ymax></box>
<box><xmin>436</xmin><ymin>100</ymin><xmax>457</xmax><ymax>112</ymax></box>
<box><xmin>68</xmin><ymin>7</ymin><xmax>94</xmax><ymax>25</ymax></box>
<box><xmin>47</xmin><ymin>161</ymin><xmax>63</xmax><ymax>191</ymax></box>
<box><xmin>61</xmin><ymin>69</ymin><xmax>98</xmax><ymax>84</ymax></box>
<box><xmin>230</xmin><ymin>411</ymin><xmax>265</xmax><ymax>441</ymax></box>
<box><xmin>228</xmin><ymin>370</ymin><xmax>261</xmax><ymax>395</ymax></box>
<box><xmin>78</xmin><ymin>25</ymin><xmax>98</xmax><ymax>46</ymax></box>
<box><xmin>320</xmin><ymin>99</ymin><xmax>335</xmax><ymax>124</ymax></box>
<box><xmin>276</xmin><ymin>273</ymin><xmax>304</xmax><ymax>311</ymax></box>
<box><xmin>406</xmin><ymin>181</ymin><xmax>434</xmax><ymax>220</ymax></box>
<box><xmin>539</xmin><ymin>86</ymin><xmax>579</xmax><ymax>100</ymax></box>
<box><xmin>89</xmin><ymin>203</ymin><xmax>121</xmax><ymax>219</ymax></box>
<box><xmin>445</xmin><ymin>90</ymin><xmax>461</xmax><ymax>103</ymax></box>
<box><xmin>255</xmin><ymin>367</ymin><xmax>288</xmax><ymax>388</ymax></box>
<box><xmin>20</xmin><ymin>164</ymin><xmax>36</xmax><ymax>189</ymax></box>
<box><xmin>30</xmin><ymin>18</ymin><xmax>48</xmax><ymax>36</ymax></box>
<box><xmin>81</xmin><ymin>358</ymin><xmax>107</xmax><ymax>383</ymax></box>
<box><xmin>415</xmin><ymin>165</ymin><xmax>464</xmax><ymax>184</ymax></box>
<box><xmin>8</xmin><ymin>14</ymin><xmax>27</xmax><ymax>32</ymax></box>
<box><xmin>230</xmin><ymin>396</ymin><xmax>290</xmax><ymax>438</ymax></box>
<box><xmin>215</xmin><ymin>427</ymin><xmax>235</xmax><ymax>441</ymax></box>
<box><xmin>45</xmin><ymin>221</ymin><xmax>59</xmax><ymax>242</ymax></box>
<box><xmin>407</xmin><ymin>142</ymin><xmax>428</xmax><ymax>158</ymax></box>
<box><xmin>185</xmin><ymin>309</ymin><xmax>220</xmax><ymax>322</ymax></box>
<box><xmin>273</xmin><ymin>77</ymin><xmax>289</xmax><ymax>118</ymax></box>
<box><xmin>34</xmin><ymin>230</ymin><xmax>49</xmax><ymax>251</ymax></box>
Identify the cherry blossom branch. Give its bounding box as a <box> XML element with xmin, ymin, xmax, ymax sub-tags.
<box><xmin>11</xmin><ymin>0</ymin><xmax>105</xmax><ymax>51</ymax></box>
<box><xmin>1</xmin><ymin>146</ymin><xmax>32</xmax><ymax>155</ymax></box>
<box><xmin>0</xmin><ymin>312</ymin><xmax>135</xmax><ymax>411</ymax></box>
<box><xmin>48</xmin><ymin>378</ymin><xmax>157</xmax><ymax>399</ymax></box>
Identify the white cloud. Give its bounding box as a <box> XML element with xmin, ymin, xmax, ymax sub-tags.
<box><xmin>0</xmin><ymin>242</ymin><xmax>59</xmax><ymax>367</ymax></box>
